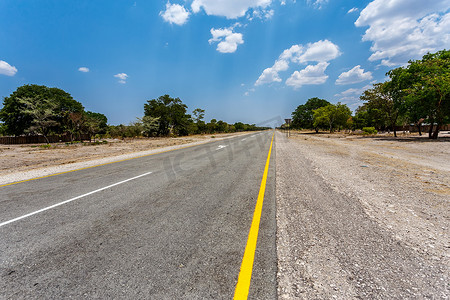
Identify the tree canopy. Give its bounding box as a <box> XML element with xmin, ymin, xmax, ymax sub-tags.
<box><xmin>313</xmin><ymin>102</ymin><xmax>351</xmax><ymax>133</ymax></box>
<box><xmin>388</xmin><ymin>49</ymin><xmax>450</xmax><ymax>138</ymax></box>
<box><xmin>144</xmin><ymin>95</ymin><xmax>191</xmax><ymax>136</ymax></box>
<box><xmin>0</xmin><ymin>84</ymin><xmax>108</xmax><ymax>142</ymax></box>
<box><xmin>0</xmin><ymin>84</ymin><xmax>84</xmax><ymax>136</ymax></box>
<box><xmin>292</xmin><ymin>97</ymin><xmax>330</xmax><ymax>132</ymax></box>
<box><xmin>357</xmin><ymin>82</ymin><xmax>400</xmax><ymax>136</ymax></box>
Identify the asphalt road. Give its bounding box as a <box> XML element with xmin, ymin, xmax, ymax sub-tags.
<box><xmin>0</xmin><ymin>131</ymin><xmax>276</xmax><ymax>299</ymax></box>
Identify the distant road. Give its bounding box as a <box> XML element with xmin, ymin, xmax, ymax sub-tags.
<box><xmin>0</xmin><ymin>131</ymin><xmax>276</xmax><ymax>299</ymax></box>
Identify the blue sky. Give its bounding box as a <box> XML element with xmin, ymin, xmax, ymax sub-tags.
<box><xmin>1</xmin><ymin>0</ymin><xmax>449</xmax><ymax>125</ymax></box>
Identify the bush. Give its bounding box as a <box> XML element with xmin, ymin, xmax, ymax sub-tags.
<box><xmin>362</xmin><ymin>127</ymin><xmax>378</xmax><ymax>135</ymax></box>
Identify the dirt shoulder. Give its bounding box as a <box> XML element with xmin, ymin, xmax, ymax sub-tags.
<box><xmin>0</xmin><ymin>132</ymin><xmax>249</xmax><ymax>185</ymax></box>
<box><xmin>276</xmin><ymin>130</ymin><xmax>449</xmax><ymax>298</ymax></box>
<box><xmin>288</xmin><ymin>130</ymin><xmax>449</xmax><ymax>261</ymax></box>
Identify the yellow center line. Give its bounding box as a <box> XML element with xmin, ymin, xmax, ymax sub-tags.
<box><xmin>234</xmin><ymin>131</ymin><xmax>274</xmax><ymax>300</ymax></box>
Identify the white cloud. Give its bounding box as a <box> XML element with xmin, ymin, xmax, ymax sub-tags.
<box><xmin>209</xmin><ymin>27</ymin><xmax>244</xmax><ymax>53</ymax></box>
<box><xmin>295</xmin><ymin>40</ymin><xmax>341</xmax><ymax>63</ymax></box>
<box><xmin>286</xmin><ymin>62</ymin><xmax>330</xmax><ymax>88</ymax></box>
<box><xmin>336</xmin><ymin>65</ymin><xmax>373</xmax><ymax>85</ymax></box>
<box><xmin>255</xmin><ymin>60</ymin><xmax>289</xmax><ymax>85</ymax></box>
<box><xmin>355</xmin><ymin>0</ymin><xmax>450</xmax><ymax>66</ymax></box>
<box><xmin>192</xmin><ymin>0</ymin><xmax>271</xmax><ymax>19</ymax></box>
<box><xmin>307</xmin><ymin>0</ymin><xmax>328</xmax><ymax>9</ymax></box>
<box><xmin>0</xmin><ymin>60</ymin><xmax>18</xmax><ymax>76</ymax></box>
<box><xmin>248</xmin><ymin>8</ymin><xmax>274</xmax><ymax>20</ymax></box>
<box><xmin>244</xmin><ymin>88</ymin><xmax>256</xmax><ymax>96</ymax></box>
<box><xmin>255</xmin><ymin>40</ymin><xmax>341</xmax><ymax>86</ymax></box>
<box><xmin>160</xmin><ymin>2</ymin><xmax>190</xmax><ymax>25</ymax></box>
<box><xmin>335</xmin><ymin>84</ymin><xmax>373</xmax><ymax>98</ymax></box>
<box><xmin>114</xmin><ymin>73</ymin><xmax>128</xmax><ymax>84</ymax></box>
<box><xmin>347</xmin><ymin>7</ymin><xmax>358</xmax><ymax>14</ymax></box>
<box><xmin>334</xmin><ymin>84</ymin><xmax>373</xmax><ymax>111</ymax></box>
<box><xmin>78</xmin><ymin>67</ymin><xmax>89</xmax><ymax>73</ymax></box>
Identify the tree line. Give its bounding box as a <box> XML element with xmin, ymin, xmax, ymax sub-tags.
<box><xmin>108</xmin><ymin>94</ymin><xmax>267</xmax><ymax>139</ymax></box>
<box><xmin>0</xmin><ymin>86</ymin><xmax>268</xmax><ymax>142</ymax></box>
<box><xmin>290</xmin><ymin>50</ymin><xmax>450</xmax><ymax>139</ymax></box>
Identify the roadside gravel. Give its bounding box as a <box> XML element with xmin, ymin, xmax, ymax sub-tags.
<box><xmin>276</xmin><ymin>131</ymin><xmax>449</xmax><ymax>299</ymax></box>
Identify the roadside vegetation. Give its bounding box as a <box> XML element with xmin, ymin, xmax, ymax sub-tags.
<box><xmin>0</xmin><ymin>88</ymin><xmax>268</xmax><ymax>144</ymax></box>
<box><xmin>289</xmin><ymin>50</ymin><xmax>450</xmax><ymax>139</ymax></box>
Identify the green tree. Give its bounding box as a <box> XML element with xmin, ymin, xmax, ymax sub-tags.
<box><xmin>65</xmin><ymin>112</ymin><xmax>85</xmax><ymax>141</ymax></box>
<box><xmin>17</xmin><ymin>97</ymin><xmax>58</xmax><ymax>143</ymax></box>
<box><xmin>192</xmin><ymin>108</ymin><xmax>205</xmax><ymax>123</ymax></box>
<box><xmin>360</xmin><ymin>82</ymin><xmax>400</xmax><ymax>136</ymax></box>
<box><xmin>0</xmin><ymin>122</ymin><xmax>6</xmax><ymax>136</ymax></box>
<box><xmin>144</xmin><ymin>95</ymin><xmax>190</xmax><ymax>136</ymax></box>
<box><xmin>216</xmin><ymin>120</ymin><xmax>228</xmax><ymax>132</ymax></box>
<box><xmin>388</xmin><ymin>50</ymin><xmax>450</xmax><ymax>139</ymax></box>
<box><xmin>108</xmin><ymin>124</ymin><xmax>128</xmax><ymax>139</ymax></box>
<box><xmin>206</xmin><ymin>119</ymin><xmax>217</xmax><ymax>133</ymax></box>
<box><xmin>139</xmin><ymin>116</ymin><xmax>160</xmax><ymax>137</ymax></box>
<box><xmin>0</xmin><ymin>84</ymin><xmax>84</xmax><ymax>136</ymax></box>
<box><xmin>353</xmin><ymin>104</ymin><xmax>385</xmax><ymax>130</ymax></box>
<box><xmin>84</xmin><ymin>111</ymin><xmax>108</xmax><ymax>141</ymax></box>
<box><xmin>313</xmin><ymin>103</ymin><xmax>352</xmax><ymax>133</ymax></box>
<box><xmin>292</xmin><ymin>97</ymin><xmax>330</xmax><ymax>132</ymax></box>
<box><xmin>234</xmin><ymin>122</ymin><xmax>245</xmax><ymax>132</ymax></box>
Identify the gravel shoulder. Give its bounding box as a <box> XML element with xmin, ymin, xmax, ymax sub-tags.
<box><xmin>276</xmin><ymin>131</ymin><xmax>449</xmax><ymax>299</ymax></box>
<box><xmin>0</xmin><ymin>132</ymin><xmax>248</xmax><ymax>185</ymax></box>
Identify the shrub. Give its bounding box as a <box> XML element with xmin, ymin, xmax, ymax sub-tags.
<box><xmin>362</xmin><ymin>127</ymin><xmax>378</xmax><ymax>135</ymax></box>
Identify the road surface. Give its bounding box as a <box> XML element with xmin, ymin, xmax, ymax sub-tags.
<box><xmin>0</xmin><ymin>131</ymin><xmax>276</xmax><ymax>299</ymax></box>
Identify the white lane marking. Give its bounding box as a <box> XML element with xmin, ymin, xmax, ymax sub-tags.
<box><xmin>216</xmin><ymin>145</ymin><xmax>228</xmax><ymax>150</ymax></box>
<box><xmin>0</xmin><ymin>171</ymin><xmax>153</xmax><ymax>228</ymax></box>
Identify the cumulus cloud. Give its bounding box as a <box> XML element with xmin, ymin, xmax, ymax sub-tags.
<box><xmin>295</xmin><ymin>40</ymin><xmax>341</xmax><ymax>63</ymax></box>
<box><xmin>78</xmin><ymin>67</ymin><xmax>89</xmax><ymax>73</ymax></box>
<box><xmin>114</xmin><ymin>73</ymin><xmax>128</xmax><ymax>84</ymax></box>
<box><xmin>336</xmin><ymin>65</ymin><xmax>373</xmax><ymax>85</ymax></box>
<box><xmin>160</xmin><ymin>2</ymin><xmax>190</xmax><ymax>25</ymax></box>
<box><xmin>355</xmin><ymin>0</ymin><xmax>450</xmax><ymax>66</ymax></box>
<box><xmin>209</xmin><ymin>27</ymin><xmax>244</xmax><ymax>53</ymax></box>
<box><xmin>255</xmin><ymin>40</ymin><xmax>341</xmax><ymax>86</ymax></box>
<box><xmin>286</xmin><ymin>62</ymin><xmax>330</xmax><ymax>88</ymax></box>
<box><xmin>255</xmin><ymin>60</ymin><xmax>289</xmax><ymax>85</ymax></box>
<box><xmin>191</xmin><ymin>0</ymin><xmax>271</xmax><ymax>19</ymax></box>
<box><xmin>0</xmin><ymin>60</ymin><xmax>18</xmax><ymax>76</ymax></box>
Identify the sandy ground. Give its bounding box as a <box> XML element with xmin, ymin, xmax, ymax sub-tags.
<box><xmin>0</xmin><ymin>132</ymin><xmax>247</xmax><ymax>185</ymax></box>
<box><xmin>276</xmin><ymin>130</ymin><xmax>449</xmax><ymax>298</ymax></box>
<box><xmin>287</xmin><ymin>131</ymin><xmax>450</xmax><ymax>261</ymax></box>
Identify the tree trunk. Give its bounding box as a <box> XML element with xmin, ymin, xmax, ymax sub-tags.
<box><xmin>427</xmin><ymin>117</ymin><xmax>434</xmax><ymax>139</ymax></box>
<box><xmin>391</xmin><ymin>113</ymin><xmax>398</xmax><ymax>138</ymax></box>
<box><xmin>417</xmin><ymin>124</ymin><xmax>422</xmax><ymax>136</ymax></box>
<box><xmin>432</xmin><ymin>123</ymin><xmax>440</xmax><ymax>139</ymax></box>
<box><xmin>428</xmin><ymin>123</ymin><xmax>434</xmax><ymax>139</ymax></box>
